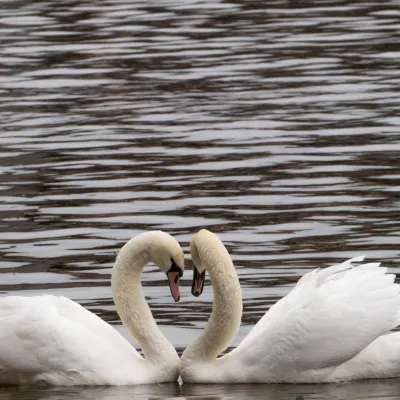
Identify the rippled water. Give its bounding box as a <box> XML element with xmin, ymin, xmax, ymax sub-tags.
<box><xmin>1</xmin><ymin>0</ymin><xmax>400</xmax><ymax>398</ymax></box>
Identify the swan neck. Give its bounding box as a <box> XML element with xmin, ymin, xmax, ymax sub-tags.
<box><xmin>182</xmin><ymin>238</ymin><xmax>242</xmax><ymax>363</ymax></box>
<box><xmin>111</xmin><ymin>236</ymin><xmax>178</xmax><ymax>365</ymax></box>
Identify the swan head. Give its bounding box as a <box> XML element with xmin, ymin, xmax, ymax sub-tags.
<box><xmin>143</xmin><ymin>231</ymin><xmax>185</xmax><ymax>302</ymax></box>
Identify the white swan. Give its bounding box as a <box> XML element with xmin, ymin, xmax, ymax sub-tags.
<box><xmin>0</xmin><ymin>231</ymin><xmax>185</xmax><ymax>386</ymax></box>
<box><xmin>181</xmin><ymin>229</ymin><xmax>400</xmax><ymax>383</ymax></box>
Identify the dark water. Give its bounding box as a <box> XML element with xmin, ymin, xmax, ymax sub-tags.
<box><xmin>1</xmin><ymin>0</ymin><xmax>399</xmax><ymax>398</ymax></box>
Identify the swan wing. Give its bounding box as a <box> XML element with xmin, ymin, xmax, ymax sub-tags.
<box><xmin>231</xmin><ymin>257</ymin><xmax>400</xmax><ymax>381</ymax></box>
<box><xmin>0</xmin><ymin>295</ymin><xmax>141</xmax><ymax>385</ymax></box>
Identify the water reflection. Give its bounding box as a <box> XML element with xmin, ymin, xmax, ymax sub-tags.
<box><xmin>2</xmin><ymin>380</ymin><xmax>400</xmax><ymax>400</ymax></box>
<box><xmin>1</xmin><ymin>0</ymin><xmax>399</xmax><ymax>397</ymax></box>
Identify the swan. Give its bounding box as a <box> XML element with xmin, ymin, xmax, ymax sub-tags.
<box><xmin>0</xmin><ymin>231</ymin><xmax>185</xmax><ymax>386</ymax></box>
<box><xmin>181</xmin><ymin>229</ymin><xmax>400</xmax><ymax>383</ymax></box>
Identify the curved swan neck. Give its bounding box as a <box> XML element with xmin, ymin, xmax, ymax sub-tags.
<box><xmin>182</xmin><ymin>231</ymin><xmax>242</xmax><ymax>363</ymax></box>
<box><xmin>111</xmin><ymin>233</ymin><xmax>178</xmax><ymax>364</ymax></box>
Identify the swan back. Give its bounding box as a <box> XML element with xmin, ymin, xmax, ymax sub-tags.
<box><xmin>228</xmin><ymin>258</ymin><xmax>400</xmax><ymax>382</ymax></box>
<box><xmin>0</xmin><ymin>295</ymin><xmax>142</xmax><ymax>385</ymax></box>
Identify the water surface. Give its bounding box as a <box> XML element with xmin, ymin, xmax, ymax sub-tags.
<box><xmin>0</xmin><ymin>0</ymin><xmax>399</xmax><ymax>398</ymax></box>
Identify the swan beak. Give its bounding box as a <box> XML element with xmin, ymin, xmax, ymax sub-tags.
<box><xmin>192</xmin><ymin>267</ymin><xmax>205</xmax><ymax>297</ymax></box>
<box><xmin>167</xmin><ymin>271</ymin><xmax>181</xmax><ymax>302</ymax></box>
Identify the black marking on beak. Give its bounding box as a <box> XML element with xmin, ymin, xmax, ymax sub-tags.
<box><xmin>191</xmin><ymin>266</ymin><xmax>205</xmax><ymax>297</ymax></box>
<box><xmin>167</xmin><ymin>259</ymin><xmax>182</xmax><ymax>302</ymax></box>
<box><xmin>169</xmin><ymin>259</ymin><xmax>183</xmax><ymax>277</ymax></box>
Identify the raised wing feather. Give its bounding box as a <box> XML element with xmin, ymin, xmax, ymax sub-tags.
<box><xmin>230</xmin><ymin>258</ymin><xmax>400</xmax><ymax>382</ymax></box>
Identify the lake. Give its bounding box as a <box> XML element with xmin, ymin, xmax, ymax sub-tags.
<box><xmin>0</xmin><ymin>0</ymin><xmax>399</xmax><ymax>398</ymax></box>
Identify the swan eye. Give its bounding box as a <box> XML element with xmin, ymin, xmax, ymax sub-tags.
<box><xmin>170</xmin><ymin>258</ymin><xmax>183</xmax><ymax>277</ymax></box>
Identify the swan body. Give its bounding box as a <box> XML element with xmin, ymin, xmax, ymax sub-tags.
<box><xmin>0</xmin><ymin>231</ymin><xmax>184</xmax><ymax>386</ymax></box>
<box><xmin>181</xmin><ymin>229</ymin><xmax>400</xmax><ymax>383</ymax></box>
